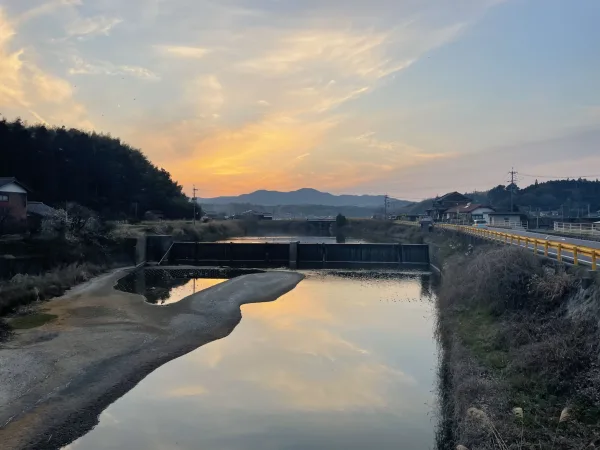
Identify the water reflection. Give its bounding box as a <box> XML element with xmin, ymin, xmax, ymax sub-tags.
<box><xmin>66</xmin><ymin>272</ymin><xmax>437</xmax><ymax>450</ymax></box>
<box><xmin>116</xmin><ymin>271</ymin><xmax>227</xmax><ymax>305</ymax></box>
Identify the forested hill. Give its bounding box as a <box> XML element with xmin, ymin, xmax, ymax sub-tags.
<box><xmin>491</xmin><ymin>179</ymin><xmax>600</xmax><ymax>213</ymax></box>
<box><xmin>0</xmin><ymin>118</ymin><xmax>192</xmax><ymax>219</ymax></box>
<box><xmin>399</xmin><ymin>179</ymin><xmax>600</xmax><ymax>215</ymax></box>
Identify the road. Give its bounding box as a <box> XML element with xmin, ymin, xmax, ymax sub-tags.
<box><xmin>486</xmin><ymin>227</ymin><xmax>599</xmax><ymax>267</ymax></box>
<box><xmin>496</xmin><ymin>228</ymin><xmax>600</xmax><ymax>250</ymax></box>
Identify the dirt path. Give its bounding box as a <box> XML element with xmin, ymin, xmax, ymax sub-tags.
<box><xmin>0</xmin><ymin>268</ymin><xmax>304</xmax><ymax>450</ymax></box>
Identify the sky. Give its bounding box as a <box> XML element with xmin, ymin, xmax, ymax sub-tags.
<box><xmin>1</xmin><ymin>0</ymin><xmax>599</xmax><ymax>200</ymax></box>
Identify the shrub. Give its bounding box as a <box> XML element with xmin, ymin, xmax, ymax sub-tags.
<box><xmin>0</xmin><ymin>263</ymin><xmax>103</xmax><ymax>315</ymax></box>
<box><xmin>0</xmin><ymin>318</ymin><xmax>12</xmax><ymax>341</ymax></box>
<box><xmin>440</xmin><ymin>246</ymin><xmax>543</xmax><ymax>314</ymax></box>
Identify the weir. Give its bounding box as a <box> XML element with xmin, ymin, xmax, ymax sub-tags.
<box><xmin>145</xmin><ymin>238</ymin><xmax>430</xmax><ymax>269</ymax></box>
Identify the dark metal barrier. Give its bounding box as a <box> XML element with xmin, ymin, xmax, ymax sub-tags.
<box><xmin>163</xmin><ymin>241</ymin><xmax>430</xmax><ymax>269</ymax></box>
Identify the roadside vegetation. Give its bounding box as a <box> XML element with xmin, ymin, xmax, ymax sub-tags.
<box><xmin>437</xmin><ymin>244</ymin><xmax>600</xmax><ymax>449</ymax></box>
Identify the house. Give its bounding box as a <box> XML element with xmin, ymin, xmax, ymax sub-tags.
<box><xmin>426</xmin><ymin>192</ymin><xmax>472</xmax><ymax>220</ymax></box>
<box><xmin>443</xmin><ymin>203</ymin><xmax>495</xmax><ymax>222</ymax></box>
<box><xmin>487</xmin><ymin>212</ymin><xmax>528</xmax><ymax>229</ymax></box>
<box><xmin>0</xmin><ymin>177</ymin><xmax>30</xmax><ymax>225</ymax></box>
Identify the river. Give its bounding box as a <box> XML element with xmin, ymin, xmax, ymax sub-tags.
<box><xmin>64</xmin><ymin>259</ymin><xmax>438</xmax><ymax>450</ymax></box>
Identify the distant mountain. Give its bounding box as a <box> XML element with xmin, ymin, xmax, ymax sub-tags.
<box><xmin>197</xmin><ymin>188</ymin><xmax>409</xmax><ymax>208</ymax></box>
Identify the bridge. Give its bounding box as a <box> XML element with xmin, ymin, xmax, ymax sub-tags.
<box><xmin>306</xmin><ymin>218</ymin><xmax>336</xmax><ymax>232</ymax></box>
<box><xmin>145</xmin><ymin>237</ymin><xmax>430</xmax><ymax>269</ymax></box>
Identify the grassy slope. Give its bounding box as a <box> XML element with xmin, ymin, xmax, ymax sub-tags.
<box><xmin>437</xmin><ymin>242</ymin><xmax>600</xmax><ymax>449</ymax></box>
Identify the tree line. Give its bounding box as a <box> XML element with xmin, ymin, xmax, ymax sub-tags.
<box><xmin>0</xmin><ymin>118</ymin><xmax>194</xmax><ymax>220</ymax></box>
<box><xmin>400</xmin><ymin>179</ymin><xmax>600</xmax><ymax>216</ymax></box>
<box><xmin>488</xmin><ymin>179</ymin><xmax>600</xmax><ymax>215</ymax></box>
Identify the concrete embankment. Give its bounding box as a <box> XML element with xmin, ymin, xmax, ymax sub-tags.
<box><xmin>0</xmin><ymin>269</ymin><xmax>303</xmax><ymax>450</ymax></box>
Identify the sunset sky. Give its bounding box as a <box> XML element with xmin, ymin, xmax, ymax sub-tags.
<box><xmin>1</xmin><ymin>0</ymin><xmax>599</xmax><ymax>200</ymax></box>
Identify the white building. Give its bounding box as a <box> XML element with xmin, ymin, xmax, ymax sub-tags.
<box><xmin>487</xmin><ymin>212</ymin><xmax>528</xmax><ymax>228</ymax></box>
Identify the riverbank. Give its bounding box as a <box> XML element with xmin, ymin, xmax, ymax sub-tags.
<box><xmin>0</xmin><ymin>269</ymin><xmax>303</xmax><ymax>450</ymax></box>
<box><xmin>436</xmin><ymin>243</ymin><xmax>600</xmax><ymax>449</ymax></box>
<box><xmin>113</xmin><ymin>219</ymin><xmax>424</xmax><ymax>244</ymax></box>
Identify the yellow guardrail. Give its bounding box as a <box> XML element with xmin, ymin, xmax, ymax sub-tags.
<box><xmin>439</xmin><ymin>224</ymin><xmax>598</xmax><ymax>270</ymax></box>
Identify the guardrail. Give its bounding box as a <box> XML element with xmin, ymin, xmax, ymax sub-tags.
<box><xmin>440</xmin><ymin>224</ymin><xmax>598</xmax><ymax>270</ymax></box>
<box><xmin>554</xmin><ymin>222</ymin><xmax>600</xmax><ymax>237</ymax></box>
<box><xmin>394</xmin><ymin>221</ymin><xmax>598</xmax><ymax>270</ymax></box>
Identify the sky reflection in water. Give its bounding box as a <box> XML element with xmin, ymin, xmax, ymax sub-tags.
<box><xmin>66</xmin><ymin>272</ymin><xmax>437</xmax><ymax>450</ymax></box>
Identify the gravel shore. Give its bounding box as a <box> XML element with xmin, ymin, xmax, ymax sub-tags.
<box><xmin>0</xmin><ymin>269</ymin><xmax>304</xmax><ymax>450</ymax></box>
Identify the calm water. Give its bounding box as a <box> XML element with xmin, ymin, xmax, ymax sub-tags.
<box><xmin>219</xmin><ymin>235</ymin><xmax>366</xmax><ymax>244</ymax></box>
<box><xmin>66</xmin><ymin>271</ymin><xmax>438</xmax><ymax>450</ymax></box>
<box><xmin>115</xmin><ymin>271</ymin><xmax>229</xmax><ymax>305</ymax></box>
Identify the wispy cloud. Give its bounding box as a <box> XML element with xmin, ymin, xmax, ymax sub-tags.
<box><xmin>155</xmin><ymin>45</ymin><xmax>211</xmax><ymax>59</ymax></box>
<box><xmin>0</xmin><ymin>7</ymin><xmax>90</xmax><ymax>127</ymax></box>
<box><xmin>68</xmin><ymin>56</ymin><xmax>160</xmax><ymax>80</ymax></box>
<box><xmin>1</xmin><ymin>0</ymin><xmax>524</xmax><ymax>198</ymax></box>
<box><xmin>66</xmin><ymin>15</ymin><xmax>122</xmax><ymax>39</ymax></box>
<box><xmin>15</xmin><ymin>0</ymin><xmax>81</xmax><ymax>24</ymax></box>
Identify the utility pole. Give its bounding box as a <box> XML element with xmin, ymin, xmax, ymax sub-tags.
<box><xmin>508</xmin><ymin>167</ymin><xmax>518</xmax><ymax>212</ymax></box>
<box><xmin>192</xmin><ymin>185</ymin><xmax>198</xmax><ymax>225</ymax></box>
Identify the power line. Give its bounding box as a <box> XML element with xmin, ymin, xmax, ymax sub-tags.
<box><xmin>520</xmin><ymin>173</ymin><xmax>600</xmax><ymax>179</ymax></box>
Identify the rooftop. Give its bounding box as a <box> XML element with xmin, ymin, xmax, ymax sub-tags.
<box><xmin>0</xmin><ymin>177</ymin><xmax>32</xmax><ymax>192</ymax></box>
<box><xmin>445</xmin><ymin>203</ymin><xmax>494</xmax><ymax>214</ymax></box>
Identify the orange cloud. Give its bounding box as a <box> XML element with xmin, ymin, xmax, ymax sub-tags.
<box><xmin>0</xmin><ymin>7</ymin><xmax>91</xmax><ymax>128</ymax></box>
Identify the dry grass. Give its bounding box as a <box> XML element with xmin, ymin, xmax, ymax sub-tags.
<box><xmin>0</xmin><ymin>263</ymin><xmax>104</xmax><ymax>316</ymax></box>
<box><xmin>112</xmin><ymin>219</ymin><xmax>428</xmax><ymax>244</ymax></box>
<box><xmin>112</xmin><ymin>220</ymin><xmax>245</xmax><ymax>241</ymax></box>
<box><xmin>440</xmin><ymin>246</ymin><xmax>544</xmax><ymax>314</ymax></box>
<box><xmin>438</xmin><ymin>245</ymin><xmax>600</xmax><ymax>449</ymax></box>
<box><xmin>456</xmin><ymin>406</ymin><xmax>592</xmax><ymax>450</ymax></box>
